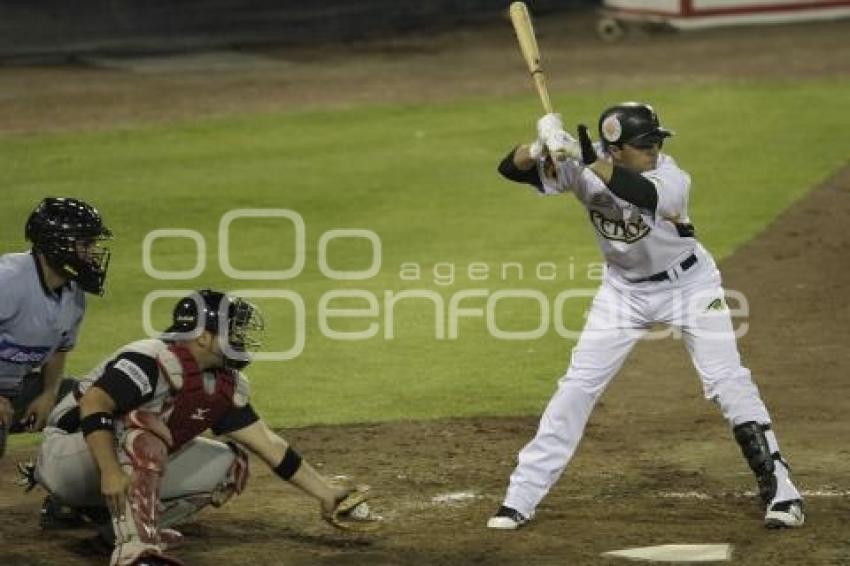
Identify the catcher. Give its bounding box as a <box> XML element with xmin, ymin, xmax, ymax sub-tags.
<box><xmin>29</xmin><ymin>289</ymin><xmax>375</xmax><ymax>566</ymax></box>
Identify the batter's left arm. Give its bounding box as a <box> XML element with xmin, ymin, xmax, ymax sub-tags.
<box><xmin>498</xmin><ymin>146</ymin><xmax>544</xmax><ymax>190</ymax></box>
<box><xmin>576</xmin><ymin>125</ymin><xmax>658</xmax><ymax>211</ymax></box>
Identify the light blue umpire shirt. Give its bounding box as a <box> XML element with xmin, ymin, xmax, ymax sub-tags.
<box><xmin>0</xmin><ymin>252</ymin><xmax>85</xmax><ymax>397</ymax></box>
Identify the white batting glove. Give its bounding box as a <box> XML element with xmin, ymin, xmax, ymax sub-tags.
<box><xmin>528</xmin><ymin>138</ymin><xmax>546</xmax><ymax>160</ymax></box>
<box><xmin>536</xmin><ymin>113</ymin><xmax>565</xmax><ymax>142</ymax></box>
<box><xmin>545</xmin><ymin>130</ymin><xmax>581</xmax><ymax>162</ymax></box>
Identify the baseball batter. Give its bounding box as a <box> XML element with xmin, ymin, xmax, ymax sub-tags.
<box><xmin>486</xmin><ymin>103</ymin><xmax>804</xmax><ymax>530</ymax></box>
<box><xmin>31</xmin><ymin>290</ymin><xmax>374</xmax><ymax>566</ymax></box>
<box><xmin>0</xmin><ymin>198</ymin><xmax>111</xmax><ymax>456</ymax></box>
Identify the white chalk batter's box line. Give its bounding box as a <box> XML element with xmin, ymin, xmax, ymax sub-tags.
<box><xmin>657</xmin><ymin>489</ymin><xmax>850</xmax><ymax>499</ymax></box>
<box><xmin>415</xmin><ymin>488</ymin><xmax>849</xmax><ymax>511</ymax></box>
<box><xmin>537</xmin><ymin>488</ymin><xmax>850</xmax><ymax>501</ymax></box>
<box><xmin>423</xmin><ymin>487</ymin><xmax>850</xmax><ymax>502</ymax></box>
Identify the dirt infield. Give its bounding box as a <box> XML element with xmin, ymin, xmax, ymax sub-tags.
<box><xmin>1</xmin><ymin>9</ymin><xmax>849</xmax><ymax>566</ymax></box>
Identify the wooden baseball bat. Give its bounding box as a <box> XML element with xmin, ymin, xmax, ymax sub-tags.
<box><xmin>509</xmin><ymin>1</ymin><xmax>554</xmax><ymax>114</ymax></box>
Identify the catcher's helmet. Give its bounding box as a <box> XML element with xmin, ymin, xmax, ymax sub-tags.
<box><xmin>166</xmin><ymin>289</ymin><xmax>264</xmax><ymax>370</ymax></box>
<box><xmin>598</xmin><ymin>102</ymin><xmax>673</xmax><ymax>148</ymax></box>
<box><xmin>25</xmin><ymin>197</ymin><xmax>113</xmax><ymax>295</ymax></box>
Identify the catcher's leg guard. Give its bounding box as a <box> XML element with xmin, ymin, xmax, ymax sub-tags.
<box><xmin>212</xmin><ymin>442</ymin><xmax>250</xmax><ymax>506</ymax></box>
<box><xmin>160</xmin><ymin>442</ymin><xmax>249</xmax><ymax>529</ymax></box>
<box><xmin>110</xmin><ymin>410</ymin><xmax>181</xmax><ymax>566</ymax></box>
<box><xmin>733</xmin><ymin>421</ymin><xmax>798</xmax><ymax>506</ymax></box>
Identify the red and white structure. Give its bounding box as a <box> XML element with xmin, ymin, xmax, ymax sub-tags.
<box><xmin>601</xmin><ymin>0</ymin><xmax>850</xmax><ymax>29</ymax></box>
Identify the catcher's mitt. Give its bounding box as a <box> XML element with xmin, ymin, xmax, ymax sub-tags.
<box><xmin>323</xmin><ymin>485</ymin><xmax>379</xmax><ymax>533</ymax></box>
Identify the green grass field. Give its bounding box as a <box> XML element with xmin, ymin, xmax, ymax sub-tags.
<box><xmin>2</xmin><ymin>79</ymin><xmax>848</xmax><ymax>431</ymax></box>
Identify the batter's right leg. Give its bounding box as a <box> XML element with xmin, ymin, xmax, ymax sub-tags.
<box><xmin>676</xmin><ymin>280</ymin><xmax>804</xmax><ymax>528</ymax></box>
<box><xmin>489</xmin><ymin>282</ymin><xmax>648</xmax><ymax>529</ymax></box>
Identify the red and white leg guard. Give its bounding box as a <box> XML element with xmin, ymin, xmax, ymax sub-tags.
<box><xmin>110</xmin><ymin>410</ymin><xmax>182</xmax><ymax>566</ymax></box>
<box><xmin>211</xmin><ymin>442</ymin><xmax>250</xmax><ymax>507</ymax></box>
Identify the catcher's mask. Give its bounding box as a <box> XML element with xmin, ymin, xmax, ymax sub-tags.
<box><xmin>25</xmin><ymin>197</ymin><xmax>113</xmax><ymax>295</ymax></box>
<box><xmin>165</xmin><ymin>289</ymin><xmax>264</xmax><ymax>370</ymax></box>
<box><xmin>598</xmin><ymin>102</ymin><xmax>673</xmax><ymax>149</ymax></box>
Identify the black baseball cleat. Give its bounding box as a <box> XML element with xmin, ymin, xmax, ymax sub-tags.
<box><xmin>40</xmin><ymin>495</ymin><xmax>111</xmax><ymax>530</ymax></box>
<box><xmin>486</xmin><ymin>505</ymin><xmax>529</xmax><ymax>530</ymax></box>
<box><xmin>16</xmin><ymin>460</ymin><xmax>38</xmax><ymax>492</ymax></box>
<box><xmin>765</xmin><ymin>499</ymin><xmax>805</xmax><ymax>528</ymax></box>
<box><xmin>40</xmin><ymin>495</ymin><xmax>87</xmax><ymax>529</ymax></box>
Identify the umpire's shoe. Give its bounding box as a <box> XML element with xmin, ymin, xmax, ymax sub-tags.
<box><xmin>487</xmin><ymin>505</ymin><xmax>529</xmax><ymax>530</ymax></box>
<box><xmin>765</xmin><ymin>499</ymin><xmax>805</xmax><ymax>528</ymax></box>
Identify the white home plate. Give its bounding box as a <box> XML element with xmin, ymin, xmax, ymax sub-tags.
<box><xmin>602</xmin><ymin>544</ymin><xmax>732</xmax><ymax>562</ymax></box>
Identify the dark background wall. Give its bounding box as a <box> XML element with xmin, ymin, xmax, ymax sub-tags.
<box><xmin>0</xmin><ymin>0</ymin><xmax>598</xmax><ymax>59</ymax></box>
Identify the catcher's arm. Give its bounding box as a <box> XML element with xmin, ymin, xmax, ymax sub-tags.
<box><xmin>227</xmin><ymin>419</ymin><xmax>375</xmax><ymax>530</ymax></box>
<box><xmin>78</xmin><ymin>386</ymin><xmax>131</xmax><ymax>519</ymax></box>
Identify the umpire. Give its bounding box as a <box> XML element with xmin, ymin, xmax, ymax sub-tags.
<box><xmin>0</xmin><ymin>197</ymin><xmax>112</xmax><ymax>457</ymax></box>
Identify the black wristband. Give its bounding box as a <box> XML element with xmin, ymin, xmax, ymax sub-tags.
<box><xmin>577</xmin><ymin>125</ymin><xmax>597</xmax><ymax>165</ymax></box>
<box><xmin>274</xmin><ymin>446</ymin><xmax>303</xmax><ymax>481</ymax></box>
<box><xmin>80</xmin><ymin>412</ymin><xmax>115</xmax><ymax>437</ymax></box>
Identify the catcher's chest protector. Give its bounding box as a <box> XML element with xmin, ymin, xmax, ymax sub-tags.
<box><xmin>164</xmin><ymin>346</ymin><xmax>237</xmax><ymax>452</ymax></box>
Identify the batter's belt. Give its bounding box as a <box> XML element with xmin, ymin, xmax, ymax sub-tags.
<box><xmin>631</xmin><ymin>253</ymin><xmax>697</xmax><ymax>283</ymax></box>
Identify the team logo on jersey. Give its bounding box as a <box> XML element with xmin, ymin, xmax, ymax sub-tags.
<box><xmin>0</xmin><ymin>340</ymin><xmax>50</xmax><ymax>365</ymax></box>
<box><xmin>601</xmin><ymin>115</ymin><xmax>622</xmax><ymax>143</ymax></box>
<box><xmin>114</xmin><ymin>358</ymin><xmax>152</xmax><ymax>396</ymax></box>
<box><xmin>705</xmin><ymin>297</ymin><xmax>726</xmax><ymax>312</ymax></box>
<box><xmin>191</xmin><ymin>407</ymin><xmax>210</xmax><ymax>421</ymax></box>
<box><xmin>589</xmin><ymin>210</ymin><xmax>650</xmax><ymax>243</ymax></box>
<box><xmin>590</xmin><ymin>193</ymin><xmax>616</xmax><ymax>209</ymax></box>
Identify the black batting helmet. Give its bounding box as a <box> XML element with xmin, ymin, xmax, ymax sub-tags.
<box><xmin>25</xmin><ymin>197</ymin><xmax>113</xmax><ymax>295</ymax></box>
<box><xmin>598</xmin><ymin>102</ymin><xmax>673</xmax><ymax>148</ymax></box>
<box><xmin>166</xmin><ymin>289</ymin><xmax>264</xmax><ymax>370</ymax></box>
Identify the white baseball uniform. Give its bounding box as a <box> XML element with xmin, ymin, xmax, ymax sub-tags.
<box><xmin>500</xmin><ymin>150</ymin><xmax>801</xmax><ymax>519</ymax></box>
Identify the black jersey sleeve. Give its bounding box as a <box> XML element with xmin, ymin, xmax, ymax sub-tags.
<box><xmin>211</xmin><ymin>403</ymin><xmax>260</xmax><ymax>436</ymax></box>
<box><xmin>498</xmin><ymin>147</ymin><xmax>543</xmax><ymax>190</ymax></box>
<box><xmin>607</xmin><ymin>165</ymin><xmax>659</xmax><ymax>211</ymax></box>
<box><xmin>92</xmin><ymin>351</ymin><xmax>160</xmax><ymax>413</ymax></box>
